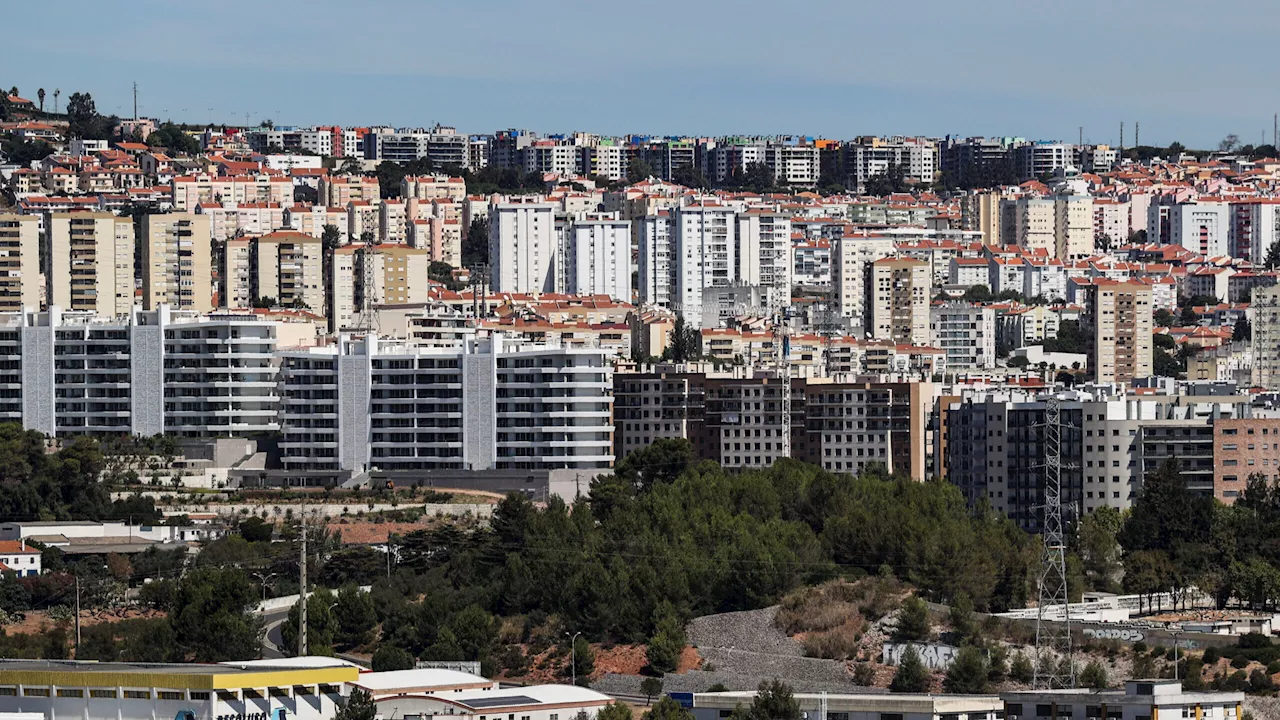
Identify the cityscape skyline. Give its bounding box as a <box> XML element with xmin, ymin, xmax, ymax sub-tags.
<box><xmin>10</xmin><ymin>0</ymin><xmax>1280</xmax><ymax>148</ymax></box>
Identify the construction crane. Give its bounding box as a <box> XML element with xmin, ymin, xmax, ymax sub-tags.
<box><xmin>354</xmin><ymin>237</ymin><xmax>380</xmax><ymax>333</ymax></box>
<box><xmin>772</xmin><ymin>289</ymin><xmax>791</xmax><ymax>459</ymax></box>
<box><xmin>1034</xmin><ymin>394</ymin><xmax>1074</xmax><ymax>689</ymax></box>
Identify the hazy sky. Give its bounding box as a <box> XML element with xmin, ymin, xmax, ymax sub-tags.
<box><xmin>7</xmin><ymin>0</ymin><xmax>1279</xmax><ymax>148</ymax></box>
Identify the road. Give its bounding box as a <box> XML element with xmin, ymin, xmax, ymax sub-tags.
<box><xmin>261</xmin><ymin>607</ymin><xmax>290</xmax><ymax>659</ymax></box>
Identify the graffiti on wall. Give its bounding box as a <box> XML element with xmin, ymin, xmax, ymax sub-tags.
<box><xmin>882</xmin><ymin>642</ymin><xmax>960</xmax><ymax>670</ymax></box>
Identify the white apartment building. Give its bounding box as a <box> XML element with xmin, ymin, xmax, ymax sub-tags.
<box><xmin>793</xmin><ymin>239</ymin><xmax>831</xmax><ymax>287</ymax></box>
<box><xmin>949</xmin><ymin>257</ymin><xmax>990</xmax><ymax>287</ymax></box>
<box><xmin>1015</xmin><ymin>142</ymin><xmax>1074</xmax><ymax>179</ymax></box>
<box><xmin>44</xmin><ymin>213</ymin><xmax>135</xmax><ymax>318</ymax></box>
<box><xmin>1093</xmin><ymin>198</ymin><xmax>1131</xmax><ymax>246</ymax></box>
<box><xmin>563</xmin><ymin>215</ymin><xmax>631</xmax><ymax>301</ymax></box>
<box><xmin>870</xmin><ymin>257</ymin><xmax>931</xmax><ymax>345</ymax></box>
<box><xmin>580</xmin><ymin>143</ymin><xmax>627</xmax><ymax>181</ymax></box>
<box><xmin>671</xmin><ymin>201</ymin><xmax>737</xmax><ymax>325</ymax></box>
<box><xmin>847</xmin><ymin>137</ymin><xmax>938</xmax><ymax>189</ymax></box>
<box><xmin>1230</xmin><ymin>199</ymin><xmax>1280</xmax><ymax>263</ymax></box>
<box><xmin>930</xmin><ymin>303</ymin><xmax>995</xmax><ymax>370</ymax></box>
<box><xmin>832</xmin><ymin>233</ymin><xmax>895</xmax><ymax>327</ymax></box>
<box><xmin>1023</xmin><ymin>257</ymin><xmax>1067</xmax><ymax>300</ymax></box>
<box><xmin>489</xmin><ymin>199</ymin><xmax>558</xmax><ymax>294</ymax></box>
<box><xmin>278</xmin><ymin>334</ymin><xmax>613</xmax><ymax>473</ymax></box>
<box><xmin>638</xmin><ymin>212</ymin><xmax>673</xmax><ymax>308</ymax></box>
<box><xmin>765</xmin><ymin>144</ymin><xmax>820</xmax><ymax>185</ymax></box>
<box><xmin>736</xmin><ymin>211</ymin><xmax>792</xmax><ymax>310</ymax></box>
<box><xmin>522</xmin><ymin>141</ymin><xmax>579</xmax><ymax>177</ymax></box>
<box><xmin>1</xmin><ymin>306</ymin><xmax>278</xmax><ymax>438</ymax></box>
<box><xmin>1150</xmin><ymin>201</ymin><xmax>1230</xmax><ymax>257</ymax></box>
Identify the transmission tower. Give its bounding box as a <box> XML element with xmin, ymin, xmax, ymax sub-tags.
<box><xmin>1034</xmin><ymin>395</ymin><xmax>1074</xmax><ymax>689</ymax></box>
<box><xmin>354</xmin><ymin>241</ymin><xmax>379</xmax><ymax>333</ymax></box>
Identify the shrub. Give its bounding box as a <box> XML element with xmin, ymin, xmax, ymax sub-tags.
<box><xmin>802</xmin><ymin>629</ymin><xmax>860</xmax><ymax>660</ymax></box>
<box><xmin>1203</xmin><ymin>647</ymin><xmax>1221</xmax><ymax>664</ymax></box>
<box><xmin>1133</xmin><ymin>641</ymin><xmax>1148</xmax><ymax>654</ymax></box>
<box><xmin>1232</xmin><ymin>655</ymin><xmax>1251</xmax><ymax>669</ymax></box>
<box><xmin>853</xmin><ymin>663</ymin><xmax>876</xmax><ymax>686</ymax></box>
<box><xmin>1010</xmin><ymin>653</ymin><xmax>1034</xmax><ymax>683</ymax></box>
<box><xmin>1267</xmin><ymin>660</ymin><xmax>1280</xmax><ymax>675</ymax></box>
<box><xmin>1241</xmin><ymin>633</ymin><xmax>1273</xmax><ymax>649</ymax></box>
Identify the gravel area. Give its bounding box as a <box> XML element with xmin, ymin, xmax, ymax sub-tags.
<box><xmin>686</xmin><ymin>606</ymin><xmax>803</xmax><ymax>657</ymax></box>
<box><xmin>592</xmin><ymin>670</ymin><xmax>883</xmax><ymax>696</ymax></box>
<box><xmin>1246</xmin><ymin>697</ymin><xmax>1280</xmax><ymax>720</ymax></box>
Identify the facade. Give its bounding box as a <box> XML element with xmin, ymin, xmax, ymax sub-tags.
<box><xmin>1252</xmin><ymin>285</ymin><xmax>1280</xmax><ymax>389</ymax></box>
<box><xmin>489</xmin><ymin>200</ymin><xmax>557</xmax><ymax>294</ymax></box>
<box><xmin>637</xmin><ymin>213</ymin><xmax>673</xmax><ymax>309</ymax></box>
<box><xmin>141</xmin><ymin>213</ymin><xmax>214</xmax><ymax>313</ymax></box>
<box><xmin>0</xmin><ymin>660</ymin><xmax>358</xmax><ymax>720</ymax></box>
<box><xmin>831</xmin><ymin>233</ymin><xmax>895</xmax><ymax>326</ymax></box>
<box><xmin>869</xmin><ymin>257</ymin><xmax>931</xmax><ymax>345</ymax></box>
<box><xmin>929</xmin><ymin>303</ymin><xmax>996</xmax><ymax>370</ymax></box>
<box><xmin>564</xmin><ymin>216</ymin><xmax>631</xmax><ymax>301</ymax></box>
<box><xmin>1002</xmin><ymin>681</ymin><xmax>1242</xmax><ymax>720</ymax></box>
<box><xmin>44</xmin><ymin>213</ymin><xmax>135</xmax><ymax>318</ymax></box>
<box><xmin>1</xmin><ymin>306</ymin><xmax>278</xmax><ymax>438</ymax></box>
<box><xmin>278</xmin><ymin>334</ymin><xmax>613</xmax><ymax>474</ymax></box>
<box><xmin>0</xmin><ymin>214</ymin><xmax>40</xmax><ymax>313</ymax></box>
<box><xmin>252</xmin><ymin>231</ymin><xmax>326</xmax><ymax>312</ymax></box>
<box><xmin>1082</xmin><ymin>279</ymin><xmax>1153</xmax><ymax>384</ymax></box>
<box><xmin>736</xmin><ymin>211</ymin><xmax>792</xmax><ymax>310</ymax></box>
<box><xmin>693</xmin><ymin>691</ymin><xmax>1001</xmax><ymax>720</ymax></box>
<box><xmin>671</xmin><ymin>202</ymin><xmax>738</xmax><ymax>325</ymax></box>
<box><xmin>1151</xmin><ymin>201</ymin><xmax>1230</xmax><ymax>257</ymax></box>
<box><xmin>1213</xmin><ymin>417</ymin><xmax>1280</xmax><ymax>503</ymax></box>
<box><xmin>318</xmin><ymin>175</ymin><xmax>380</xmax><ymax>207</ymax></box>
<box><xmin>374</xmin><ymin>685</ymin><xmax>612</xmax><ymax>720</ymax></box>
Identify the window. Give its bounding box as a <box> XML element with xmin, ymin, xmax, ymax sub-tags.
<box><xmin>158</xmin><ymin>691</ymin><xmax>183</xmax><ymax>700</ymax></box>
<box><xmin>23</xmin><ymin>688</ymin><xmax>49</xmax><ymax>697</ymax></box>
<box><xmin>125</xmin><ymin>690</ymin><xmax>151</xmax><ymax>700</ymax></box>
<box><xmin>57</xmin><ymin>689</ymin><xmax>84</xmax><ymax>698</ymax></box>
<box><xmin>0</xmin><ymin>688</ymin><xmax>16</xmax><ymax>697</ymax></box>
<box><xmin>189</xmin><ymin>691</ymin><xmax>210</xmax><ymax>701</ymax></box>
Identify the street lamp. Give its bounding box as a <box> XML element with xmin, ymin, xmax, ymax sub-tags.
<box><xmin>567</xmin><ymin>631</ymin><xmax>583</xmax><ymax>686</ymax></box>
<box><xmin>1170</xmin><ymin>628</ymin><xmax>1184</xmax><ymax>680</ymax></box>
<box><xmin>251</xmin><ymin>571</ymin><xmax>278</xmax><ymax>603</ymax></box>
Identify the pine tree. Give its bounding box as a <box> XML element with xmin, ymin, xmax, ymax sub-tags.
<box><xmin>890</xmin><ymin>646</ymin><xmax>931</xmax><ymax>693</ymax></box>
<box><xmin>943</xmin><ymin>646</ymin><xmax>989</xmax><ymax>694</ymax></box>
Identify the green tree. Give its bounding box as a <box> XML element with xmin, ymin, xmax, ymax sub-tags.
<box><xmin>662</xmin><ymin>317</ymin><xmax>700</xmax><ymax>362</ymax></box>
<box><xmin>238</xmin><ymin>516</ymin><xmax>273</xmax><ymax>542</ymax></box>
<box><xmin>643</xmin><ymin>696</ymin><xmax>691</xmax><ymax>720</ymax></box>
<box><xmin>281</xmin><ymin>588</ymin><xmax>338</xmax><ymax>656</ymax></box>
<box><xmin>646</xmin><ymin>603</ymin><xmax>686</xmax><ymax>674</ymax></box>
<box><xmin>894</xmin><ymin>596</ymin><xmax>931</xmax><ymax>642</ymax></box>
<box><xmin>744</xmin><ymin>680</ymin><xmax>801</xmax><ymax>720</ymax></box>
<box><xmin>1010</xmin><ymin>652</ymin><xmax>1034</xmax><ymax>683</ymax></box>
<box><xmin>334</xmin><ymin>584</ymin><xmax>377</xmax><ymax>647</ymax></box>
<box><xmin>890</xmin><ymin>645</ymin><xmax>931</xmax><ymax>692</ymax></box>
<box><xmin>170</xmin><ymin>567</ymin><xmax>262</xmax><ymax>662</ymax></box>
<box><xmin>640</xmin><ymin>677</ymin><xmax>664</xmax><ymax>706</ymax></box>
<box><xmin>742</xmin><ymin>162</ymin><xmax>775</xmax><ymax>193</ymax></box>
<box><xmin>335</xmin><ymin>687</ymin><xmax>377</xmax><ymax>720</ymax></box>
<box><xmin>1154</xmin><ymin>308</ymin><xmax>1176</xmax><ymax>327</ymax></box>
<box><xmin>462</xmin><ymin>217</ymin><xmax>489</xmax><ymax>267</ymax></box>
<box><xmin>616</xmin><ymin>439</ymin><xmax>695</xmax><ymax>491</ymax></box>
<box><xmin>321</xmin><ymin>224</ymin><xmax>342</xmax><ymax>250</ymax></box>
<box><xmin>1077</xmin><ymin>507</ymin><xmax>1123</xmax><ymax>593</ymax></box>
<box><xmin>628</xmin><ymin>157</ymin><xmax>655</xmax><ymax>184</ymax></box>
<box><xmin>963</xmin><ymin>285</ymin><xmax>993</xmax><ymax>303</ymax></box>
<box><xmin>371</xmin><ymin>644</ymin><xmax>415</xmax><ymax>671</ymax></box>
<box><xmin>1080</xmin><ymin>659</ymin><xmax>1108</xmax><ymax>689</ymax></box>
<box><xmin>598</xmin><ymin>703</ymin><xmax>635</xmax><ymax>720</ymax></box>
<box><xmin>943</xmin><ymin>646</ymin><xmax>989</xmax><ymax>694</ymax></box>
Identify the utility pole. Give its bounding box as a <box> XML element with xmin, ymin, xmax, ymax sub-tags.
<box><xmin>298</xmin><ymin>496</ymin><xmax>308</xmax><ymax>657</ymax></box>
<box><xmin>1135</xmin><ymin>122</ymin><xmax>1140</xmax><ymax>151</ymax></box>
<box><xmin>1120</xmin><ymin>122</ymin><xmax>1124</xmax><ymax>156</ymax></box>
<box><xmin>74</xmin><ymin>574</ymin><xmax>81</xmax><ymax>654</ymax></box>
<box><xmin>1274</xmin><ymin>113</ymin><xmax>1277</xmax><ymax>147</ymax></box>
<box><xmin>1078</xmin><ymin>126</ymin><xmax>1083</xmax><ymax>147</ymax></box>
<box><xmin>132</xmin><ymin>82</ymin><xmax>137</xmax><ymax>121</ymax></box>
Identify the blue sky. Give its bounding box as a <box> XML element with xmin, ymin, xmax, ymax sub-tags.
<box><xmin>6</xmin><ymin>0</ymin><xmax>1278</xmax><ymax>149</ymax></box>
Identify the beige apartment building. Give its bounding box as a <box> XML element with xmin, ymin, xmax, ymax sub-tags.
<box><xmin>401</xmin><ymin>174</ymin><xmax>466</xmax><ymax>201</ymax></box>
<box><xmin>0</xmin><ymin>214</ymin><xmax>40</xmax><ymax>312</ymax></box>
<box><xmin>869</xmin><ymin>256</ymin><xmax>931</xmax><ymax>345</ymax></box>
<box><xmin>328</xmin><ymin>243</ymin><xmax>431</xmax><ymax>332</ymax></box>
<box><xmin>1083</xmin><ymin>279</ymin><xmax>1153</xmax><ymax>384</ymax></box>
<box><xmin>253</xmin><ymin>231</ymin><xmax>325</xmax><ymax>312</ymax></box>
<box><xmin>221</xmin><ymin>237</ymin><xmax>253</xmax><ymax>308</ymax></box>
<box><xmin>172</xmin><ymin>174</ymin><xmax>292</xmax><ymax>211</ymax></box>
<box><xmin>45</xmin><ymin>213</ymin><xmax>135</xmax><ymax>317</ymax></box>
<box><xmin>141</xmin><ymin>213</ymin><xmax>213</xmax><ymax>312</ymax></box>
<box><xmin>319</xmin><ymin>175</ymin><xmax>380</xmax><ymax>207</ymax></box>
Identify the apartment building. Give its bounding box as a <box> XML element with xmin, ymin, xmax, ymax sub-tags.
<box><xmin>171</xmin><ymin>174</ymin><xmax>292</xmax><ymax>212</ymax></box>
<box><xmin>489</xmin><ymin>199</ymin><xmax>558</xmax><ymax>294</ymax></box>
<box><xmin>614</xmin><ymin>368</ymin><xmax>933</xmax><ymax>479</ymax></box>
<box><xmin>1214</xmin><ymin>417</ymin><xmax>1280</xmax><ymax>503</ymax></box>
<box><xmin>765</xmin><ymin>144</ymin><xmax>821</xmax><ymax>186</ymax></box>
<box><xmin>141</xmin><ymin>213</ymin><xmax>213</xmax><ymax>312</ymax></box>
<box><xmin>1252</xmin><ymin>285</ymin><xmax>1280</xmax><ymax>390</ymax></box>
<box><xmin>959</xmin><ymin>191</ymin><xmax>1004</xmax><ymax>246</ymax></box>
<box><xmin>1014</xmin><ymin>142</ymin><xmax>1074</xmax><ymax>179</ymax></box>
<box><xmin>736</xmin><ymin>211</ymin><xmax>792</xmax><ymax>310</ymax></box>
<box><xmin>929</xmin><ymin>302</ymin><xmax>996</xmax><ymax>370</ymax></box>
<box><xmin>364</xmin><ymin>128</ymin><xmax>469</xmax><ymax>168</ymax></box>
<box><xmin>407</xmin><ymin>216</ymin><xmax>463</xmax><ymax>266</ymax></box>
<box><xmin>278</xmin><ymin>334</ymin><xmax>614</xmax><ymax>474</ymax></box>
<box><xmin>1229</xmin><ymin>199</ymin><xmax>1280</xmax><ymax>263</ymax></box>
<box><xmin>1081</xmin><ymin>279</ymin><xmax>1153</xmax><ymax>384</ymax></box>
<box><xmin>869</xmin><ymin>257</ymin><xmax>931</xmax><ymax>345</ymax></box>
<box><xmin>1054</xmin><ymin>195</ymin><xmax>1094</xmax><ymax>259</ymax></box>
<box><xmin>286</xmin><ymin>205</ymin><xmax>349</xmax><ymax>243</ymax></box>
<box><xmin>832</xmin><ymin>233</ymin><xmax>895</xmax><ymax>327</ymax></box>
<box><xmin>319</xmin><ymin>175</ymin><xmax>380</xmax><ymax>207</ymax></box>
<box><xmin>221</xmin><ymin>238</ymin><xmax>252</xmax><ymax>309</ymax></box>
<box><xmin>1150</xmin><ymin>201</ymin><xmax>1230</xmax><ymax>257</ymax></box>
<box><xmin>401</xmin><ymin>174</ymin><xmax>467</xmax><ymax>202</ymax></box>
<box><xmin>522</xmin><ymin>141</ymin><xmax>579</xmax><ymax>177</ymax></box>
<box><xmin>44</xmin><ymin>213</ymin><xmax>135</xmax><ymax>318</ymax></box>
<box><xmin>0</xmin><ymin>305</ymin><xmax>278</xmax><ymax>438</ymax></box>
<box><xmin>252</xmin><ymin>231</ymin><xmax>326</xmax><ymax>312</ymax></box>
<box><xmin>564</xmin><ymin>215</ymin><xmax>631</xmax><ymax>301</ymax></box>
<box><xmin>637</xmin><ymin>212</ymin><xmax>673</xmax><ymax>309</ymax></box>
<box><xmin>0</xmin><ymin>215</ymin><xmax>40</xmax><ymax>313</ymax></box>
<box><xmin>845</xmin><ymin>137</ymin><xmax>938</xmax><ymax>189</ymax></box>
<box><xmin>671</xmin><ymin>202</ymin><xmax>738</xmax><ymax>324</ymax></box>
